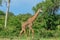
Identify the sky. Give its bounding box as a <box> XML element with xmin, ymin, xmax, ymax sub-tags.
<box><xmin>0</xmin><ymin>0</ymin><xmax>43</xmax><ymax>15</ymax></box>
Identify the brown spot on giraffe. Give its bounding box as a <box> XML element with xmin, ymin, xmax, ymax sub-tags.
<box><xmin>20</xmin><ymin>8</ymin><xmax>43</xmax><ymax>38</ymax></box>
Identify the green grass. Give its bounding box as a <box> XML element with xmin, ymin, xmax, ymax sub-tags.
<box><xmin>0</xmin><ymin>33</ymin><xmax>60</xmax><ymax>40</ymax></box>
<box><xmin>0</xmin><ymin>37</ymin><xmax>60</xmax><ymax>40</ymax></box>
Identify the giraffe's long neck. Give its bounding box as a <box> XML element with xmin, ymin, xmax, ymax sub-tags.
<box><xmin>32</xmin><ymin>10</ymin><xmax>40</xmax><ymax>21</ymax></box>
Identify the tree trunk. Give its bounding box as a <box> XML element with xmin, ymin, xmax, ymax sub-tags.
<box><xmin>4</xmin><ymin>0</ymin><xmax>10</xmax><ymax>28</ymax></box>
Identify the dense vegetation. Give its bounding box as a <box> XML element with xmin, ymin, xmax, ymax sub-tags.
<box><xmin>0</xmin><ymin>0</ymin><xmax>60</xmax><ymax>38</ymax></box>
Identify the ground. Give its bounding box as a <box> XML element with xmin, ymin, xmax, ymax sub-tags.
<box><xmin>0</xmin><ymin>37</ymin><xmax>60</xmax><ymax>40</ymax></box>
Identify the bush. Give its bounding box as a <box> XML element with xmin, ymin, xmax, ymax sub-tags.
<box><xmin>34</xmin><ymin>28</ymin><xmax>56</xmax><ymax>38</ymax></box>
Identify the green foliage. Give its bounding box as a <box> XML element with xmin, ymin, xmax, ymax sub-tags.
<box><xmin>0</xmin><ymin>11</ymin><xmax>5</xmax><ymax>15</ymax></box>
<box><xmin>39</xmin><ymin>29</ymin><xmax>54</xmax><ymax>38</ymax></box>
<box><xmin>32</xmin><ymin>0</ymin><xmax>60</xmax><ymax>38</ymax></box>
<box><xmin>32</xmin><ymin>0</ymin><xmax>60</xmax><ymax>30</ymax></box>
<box><xmin>0</xmin><ymin>11</ymin><xmax>32</xmax><ymax>37</ymax></box>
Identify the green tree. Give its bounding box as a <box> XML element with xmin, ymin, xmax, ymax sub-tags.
<box><xmin>0</xmin><ymin>0</ymin><xmax>2</xmax><ymax>5</ymax></box>
<box><xmin>0</xmin><ymin>11</ymin><xmax>5</xmax><ymax>27</ymax></box>
<box><xmin>0</xmin><ymin>10</ymin><xmax>5</xmax><ymax>15</ymax></box>
<box><xmin>32</xmin><ymin>0</ymin><xmax>60</xmax><ymax>30</ymax></box>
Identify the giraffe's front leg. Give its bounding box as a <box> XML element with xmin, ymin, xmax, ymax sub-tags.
<box><xmin>20</xmin><ymin>29</ymin><xmax>24</xmax><ymax>35</ymax></box>
<box><xmin>20</xmin><ymin>24</ymin><xmax>26</xmax><ymax>35</ymax></box>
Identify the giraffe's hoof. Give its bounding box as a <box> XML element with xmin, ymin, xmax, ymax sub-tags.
<box><xmin>32</xmin><ymin>36</ymin><xmax>34</xmax><ymax>39</ymax></box>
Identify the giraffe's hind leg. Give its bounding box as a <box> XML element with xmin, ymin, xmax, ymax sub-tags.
<box><xmin>28</xmin><ymin>23</ymin><xmax>34</xmax><ymax>39</ymax></box>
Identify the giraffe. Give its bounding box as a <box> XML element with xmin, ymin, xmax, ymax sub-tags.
<box><xmin>20</xmin><ymin>8</ymin><xmax>43</xmax><ymax>38</ymax></box>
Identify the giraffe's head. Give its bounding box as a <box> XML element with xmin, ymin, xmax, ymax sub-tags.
<box><xmin>38</xmin><ymin>8</ymin><xmax>43</xmax><ymax>13</ymax></box>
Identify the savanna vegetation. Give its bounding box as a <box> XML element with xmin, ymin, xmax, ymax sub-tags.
<box><xmin>0</xmin><ymin>0</ymin><xmax>60</xmax><ymax>40</ymax></box>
